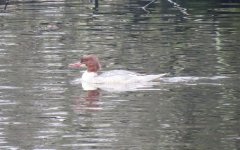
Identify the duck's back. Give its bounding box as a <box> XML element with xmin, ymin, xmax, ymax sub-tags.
<box><xmin>96</xmin><ymin>70</ymin><xmax>164</xmax><ymax>83</ymax></box>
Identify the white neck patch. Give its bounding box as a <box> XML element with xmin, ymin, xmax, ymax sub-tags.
<box><xmin>81</xmin><ymin>71</ymin><xmax>98</xmax><ymax>83</ymax></box>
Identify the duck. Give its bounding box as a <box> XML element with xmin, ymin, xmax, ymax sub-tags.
<box><xmin>69</xmin><ymin>55</ymin><xmax>166</xmax><ymax>84</ymax></box>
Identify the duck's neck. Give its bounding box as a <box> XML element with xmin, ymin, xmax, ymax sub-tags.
<box><xmin>81</xmin><ymin>71</ymin><xmax>98</xmax><ymax>82</ymax></box>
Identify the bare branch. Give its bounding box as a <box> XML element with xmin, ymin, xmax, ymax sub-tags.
<box><xmin>142</xmin><ymin>0</ymin><xmax>157</xmax><ymax>13</ymax></box>
<box><xmin>167</xmin><ymin>0</ymin><xmax>189</xmax><ymax>15</ymax></box>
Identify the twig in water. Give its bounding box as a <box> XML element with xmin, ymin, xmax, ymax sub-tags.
<box><xmin>142</xmin><ymin>0</ymin><xmax>157</xmax><ymax>13</ymax></box>
<box><xmin>4</xmin><ymin>0</ymin><xmax>9</xmax><ymax>10</ymax></box>
<box><xmin>93</xmin><ymin>0</ymin><xmax>98</xmax><ymax>12</ymax></box>
<box><xmin>167</xmin><ymin>0</ymin><xmax>189</xmax><ymax>15</ymax></box>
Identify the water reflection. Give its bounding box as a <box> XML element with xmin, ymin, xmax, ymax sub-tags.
<box><xmin>73</xmin><ymin>89</ymin><xmax>100</xmax><ymax>113</ymax></box>
<box><xmin>0</xmin><ymin>0</ymin><xmax>240</xmax><ymax>149</ymax></box>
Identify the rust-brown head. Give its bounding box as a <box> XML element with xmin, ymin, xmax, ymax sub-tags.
<box><xmin>69</xmin><ymin>55</ymin><xmax>101</xmax><ymax>72</ymax></box>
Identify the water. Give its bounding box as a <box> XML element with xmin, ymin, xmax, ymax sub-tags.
<box><xmin>0</xmin><ymin>0</ymin><xmax>240</xmax><ymax>149</ymax></box>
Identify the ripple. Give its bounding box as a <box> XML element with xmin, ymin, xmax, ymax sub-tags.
<box><xmin>0</xmin><ymin>99</ymin><xmax>17</xmax><ymax>105</ymax></box>
<box><xmin>0</xmin><ymin>86</ymin><xmax>22</xmax><ymax>90</ymax></box>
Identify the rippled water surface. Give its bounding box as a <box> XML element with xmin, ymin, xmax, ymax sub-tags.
<box><xmin>0</xmin><ymin>0</ymin><xmax>240</xmax><ymax>149</ymax></box>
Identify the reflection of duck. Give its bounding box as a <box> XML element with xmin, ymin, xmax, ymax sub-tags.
<box><xmin>69</xmin><ymin>55</ymin><xmax>166</xmax><ymax>84</ymax></box>
<box><xmin>73</xmin><ymin>89</ymin><xmax>100</xmax><ymax>113</ymax></box>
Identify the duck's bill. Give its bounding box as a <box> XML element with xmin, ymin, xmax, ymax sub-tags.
<box><xmin>68</xmin><ymin>62</ymin><xmax>86</xmax><ymax>68</ymax></box>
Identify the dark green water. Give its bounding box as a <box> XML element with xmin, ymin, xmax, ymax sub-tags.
<box><xmin>0</xmin><ymin>0</ymin><xmax>240</xmax><ymax>149</ymax></box>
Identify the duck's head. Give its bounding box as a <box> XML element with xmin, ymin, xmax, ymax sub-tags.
<box><xmin>69</xmin><ymin>55</ymin><xmax>100</xmax><ymax>72</ymax></box>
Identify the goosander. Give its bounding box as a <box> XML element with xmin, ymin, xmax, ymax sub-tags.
<box><xmin>69</xmin><ymin>55</ymin><xmax>166</xmax><ymax>84</ymax></box>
